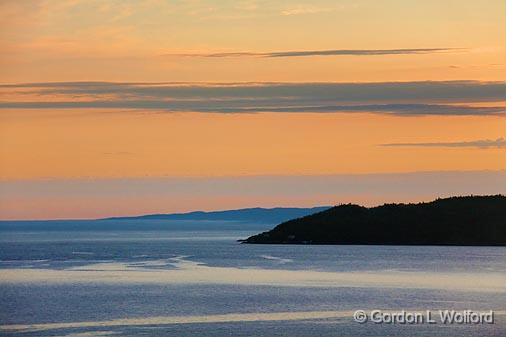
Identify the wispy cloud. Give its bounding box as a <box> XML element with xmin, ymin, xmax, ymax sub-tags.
<box><xmin>281</xmin><ymin>5</ymin><xmax>335</xmax><ymax>16</ymax></box>
<box><xmin>1</xmin><ymin>81</ymin><xmax>505</xmax><ymax>116</ymax></box>
<box><xmin>279</xmin><ymin>3</ymin><xmax>360</xmax><ymax>16</ymax></box>
<box><xmin>381</xmin><ymin>138</ymin><xmax>506</xmax><ymax>149</ymax></box>
<box><xmin>169</xmin><ymin>48</ymin><xmax>463</xmax><ymax>58</ymax></box>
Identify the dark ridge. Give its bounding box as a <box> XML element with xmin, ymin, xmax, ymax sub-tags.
<box><xmin>242</xmin><ymin>195</ymin><xmax>506</xmax><ymax>246</ymax></box>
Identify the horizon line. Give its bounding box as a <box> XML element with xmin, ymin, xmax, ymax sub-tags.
<box><xmin>1</xmin><ymin>194</ymin><xmax>502</xmax><ymax>222</ymax></box>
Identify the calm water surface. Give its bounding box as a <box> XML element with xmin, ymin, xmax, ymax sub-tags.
<box><xmin>1</xmin><ymin>220</ymin><xmax>505</xmax><ymax>336</ymax></box>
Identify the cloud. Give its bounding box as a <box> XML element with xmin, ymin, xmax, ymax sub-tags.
<box><xmin>281</xmin><ymin>8</ymin><xmax>322</xmax><ymax>16</ymax></box>
<box><xmin>4</xmin><ymin>81</ymin><xmax>504</xmax><ymax>102</ymax></box>
<box><xmin>169</xmin><ymin>48</ymin><xmax>463</xmax><ymax>58</ymax></box>
<box><xmin>1</xmin><ymin>81</ymin><xmax>505</xmax><ymax>116</ymax></box>
<box><xmin>216</xmin><ymin>104</ymin><xmax>504</xmax><ymax>116</ymax></box>
<box><xmin>281</xmin><ymin>5</ymin><xmax>332</xmax><ymax>16</ymax></box>
<box><xmin>0</xmin><ymin>101</ymin><xmax>503</xmax><ymax>115</ymax></box>
<box><xmin>279</xmin><ymin>3</ymin><xmax>359</xmax><ymax>16</ymax></box>
<box><xmin>381</xmin><ymin>138</ymin><xmax>506</xmax><ymax>149</ymax></box>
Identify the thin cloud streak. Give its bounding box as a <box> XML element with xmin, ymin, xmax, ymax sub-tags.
<box><xmin>381</xmin><ymin>138</ymin><xmax>506</xmax><ymax>149</ymax></box>
<box><xmin>169</xmin><ymin>48</ymin><xmax>464</xmax><ymax>58</ymax></box>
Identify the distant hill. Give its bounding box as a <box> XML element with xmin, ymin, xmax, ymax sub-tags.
<box><xmin>242</xmin><ymin>195</ymin><xmax>506</xmax><ymax>246</ymax></box>
<box><xmin>106</xmin><ymin>206</ymin><xmax>331</xmax><ymax>223</ymax></box>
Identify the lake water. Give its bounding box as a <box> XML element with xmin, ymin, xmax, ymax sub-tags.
<box><xmin>1</xmin><ymin>220</ymin><xmax>506</xmax><ymax>336</ymax></box>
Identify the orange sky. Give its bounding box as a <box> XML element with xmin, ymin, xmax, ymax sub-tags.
<box><xmin>0</xmin><ymin>0</ymin><xmax>505</xmax><ymax>219</ymax></box>
<box><xmin>1</xmin><ymin>1</ymin><xmax>505</xmax><ymax>82</ymax></box>
<box><xmin>1</xmin><ymin>109</ymin><xmax>505</xmax><ymax>180</ymax></box>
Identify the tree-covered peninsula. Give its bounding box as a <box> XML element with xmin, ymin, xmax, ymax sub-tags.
<box><xmin>243</xmin><ymin>195</ymin><xmax>506</xmax><ymax>246</ymax></box>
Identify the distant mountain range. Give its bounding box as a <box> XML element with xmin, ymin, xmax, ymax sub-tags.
<box><xmin>243</xmin><ymin>195</ymin><xmax>506</xmax><ymax>246</ymax></box>
<box><xmin>0</xmin><ymin>207</ymin><xmax>331</xmax><ymax>231</ymax></box>
<box><xmin>106</xmin><ymin>206</ymin><xmax>331</xmax><ymax>223</ymax></box>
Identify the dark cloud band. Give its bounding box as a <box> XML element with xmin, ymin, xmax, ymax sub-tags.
<box><xmin>1</xmin><ymin>81</ymin><xmax>505</xmax><ymax>116</ymax></box>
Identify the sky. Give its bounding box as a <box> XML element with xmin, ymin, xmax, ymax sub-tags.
<box><xmin>0</xmin><ymin>0</ymin><xmax>505</xmax><ymax>219</ymax></box>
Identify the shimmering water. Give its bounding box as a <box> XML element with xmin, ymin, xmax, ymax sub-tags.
<box><xmin>1</xmin><ymin>220</ymin><xmax>505</xmax><ymax>336</ymax></box>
